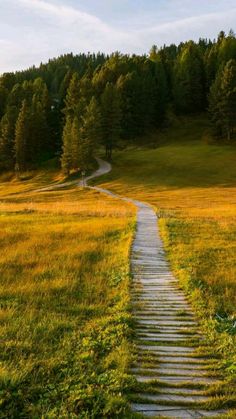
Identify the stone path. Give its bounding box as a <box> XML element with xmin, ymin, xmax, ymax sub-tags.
<box><xmin>84</xmin><ymin>158</ymin><xmax>227</xmax><ymax>418</ymax></box>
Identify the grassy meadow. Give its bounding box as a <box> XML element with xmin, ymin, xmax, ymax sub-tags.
<box><xmin>0</xmin><ymin>173</ymin><xmax>138</xmax><ymax>417</ymax></box>
<box><xmin>1</xmin><ymin>115</ymin><xmax>236</xmax><ymax>417</ymax></box>
<box><xmin>96</xmin><ymin>116</ymin><xmax>236</xmax><ymax>376</ymax></box>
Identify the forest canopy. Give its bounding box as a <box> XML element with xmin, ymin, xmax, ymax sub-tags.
<box><xmin>0</xmin><ymin>30</ymin><xmax>236</xmax><ymax>174</ymax></box>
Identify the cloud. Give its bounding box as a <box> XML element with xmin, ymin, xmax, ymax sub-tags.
<box><xmin>14</xmin><ymin>0</ymin><xmax>132</xmax><ymax>52</ymax></box>
<box><xmin>0</xmin><ymin>0</ymin><xmax>235</xmax><ymax>73</ymax></box>
<box><xmin>18</xmin><ymin>0</ymin><xmax>109</xmax><ymax>29</ymax></box>
<box><xmin>132</xmin><ymin>7</ymin><xmax>236</xmax><ymax>49</ymax></box>
<box><xmin>146</xmin><ymin>7</ymin><xmax>236</xmax><ymax>35</ymax></box>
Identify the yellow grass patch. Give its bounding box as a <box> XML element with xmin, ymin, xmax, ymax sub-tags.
<box><xmin>0</xmin><ymin>178</ymin><xmax>136</xmax><ymax>416</ymax></box>
<box><xmin>97</xmin><ymin>120</ymin><xmax>236</xmax><ymax>316</ymax></box>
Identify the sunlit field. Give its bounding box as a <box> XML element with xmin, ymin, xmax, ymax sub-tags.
<box><xmin>0</xmin><ymin>176</ymin><xmax>137</xmax><ymax>417</ymax></box>
<box><xmin>96</xmin><ymin>116</ymin><xmax>236</xmax><ymax>374</ymax></box>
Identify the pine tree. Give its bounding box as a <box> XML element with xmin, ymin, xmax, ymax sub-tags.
<box><xmin>154</xmin><ymin>58</ymin><xmax>168</xmax><ymax>124</ymax></box>
<box><xmin>70</xmin><ymin>98</ymin><xmax>101</xmax><ymax>171</ymax></box>
<box><xmin>173</xmin><ymin>42</ymin><xmax>205</xmax><ymax>113</ymax></box>
<box><xmin>149</xmin><ymin>45</ymin><xmax>159</xmax><ymax>62</ymax></box>
<box><xmin>101</xmin><ymin>83</ymin><xmax>121</xmax><ymax>159</ymax></box>
<box><xmin>117</xmin><ymin>72</ymin><xmax>140</xmax><ymax>138</ymax></box>
<box><xmin>71</xmin><ymin>116</ymin><xmax>80</xmax><ymax>170</ymax></box>
<box><xmin>209</xmin><ymin>59</ymin><xmax>236</xmax><ymax>140</ymax></box>
<box><xmin>208</xmin><ymin>72</ymin><xmax>223</xmax><ymax>138</ymax></box>
<box><xmin>218</xmin><ymin>33</ymin><xmax>236</xmax><ymax>66</ymax></box>
<box><xmin>0</xmin><ymin>106</ymin><xmax>18</xmax><ymax>169</ymax></box>
<box><xmin>82</xmin><ymin>97</ymin><xmax>102</xmax><ymax>154</ymax></box>
<box><xmin>219</xmin><ymin>60</ymin><xmax>236</xmax><ymax>140</ymax></box>
<box><xmin>64</xmin><ymin>73</ymin><xmax>80</xmax><ymax>118</ymax></box>
<box><xmin>79</xmin><ymin>75</ymin><xmax>94</xmax><ymax>105</ymax></box>
<box><xmin>0</xmin><ymin>85</ymin><xmax>8</xmax><ymax>119</ymax></box>
<box><xmin>7</xmin><ymin>83</ymin><xmax>24</xmax><ymax>109</ymax></box>
<box><xmin>33</xmin><ymin>78</ymin><xmax>50</xmax><ymax>111</ymax></box>
<box><xmin>15</xmin><ymin>100</ymin><xmax>30</xmax><ymax>172</ymax></box>
<box><xmin>205</xmin><ymin>45</ymin><xmax>218</xmax><ymax>92</ymax></box>
<box><xmin>30</xmin><ymin>95</ymin><xmax>48</xmax><ymax>161</ymax></box>
<box><xmin>61</xmin><ymin>116</ymin><xmax>72</xmax><ymax>175</ymax></box>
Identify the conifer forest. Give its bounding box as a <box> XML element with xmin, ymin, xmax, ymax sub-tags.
<box><xmin>1</xmin><ymin>30</ymin><xmax>236</xmax><ymax>174</ymax></box>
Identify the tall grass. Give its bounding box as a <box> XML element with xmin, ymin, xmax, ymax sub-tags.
<box><xmin>97</xmin><ymin>115</ymin><xmax>236</xmax><ymax>379</ymax></box>
<box><xmin>0</xmin><ymin>182</ymin><xmax>137</xmax><ymax>417</ymax></box>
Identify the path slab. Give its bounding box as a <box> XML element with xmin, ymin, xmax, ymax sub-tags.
<box><xmin>134</xmin><ymin>393</ymin><xmax>211</xmax><ymax>403</ymax></box>
<box><xmin>131</xmin><ymin>404</ymin><xmax>227</xmax><ymax>418</ymax></box>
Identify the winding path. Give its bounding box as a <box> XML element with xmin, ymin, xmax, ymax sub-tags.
<box><xmin>38</xmin><ymin>158</ymin><xmax>227</xmax><ymax>417</ymax></box>
<box><xmin>83</xmin><ymin>158</ymin><xmax>227</xmax><ymax>418</ymax></box>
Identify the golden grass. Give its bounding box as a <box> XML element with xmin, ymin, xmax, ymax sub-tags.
<box><xmin>96</xmin><ymin>117</ymin><xmax>236</xmax><ymax>317</ymax></box>
<box><xmin>0</xmin><ymin>178</ymin><xmax>136</xmax><ymax>416</ymax></box>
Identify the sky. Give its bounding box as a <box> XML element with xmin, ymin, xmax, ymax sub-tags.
<box><xmin>0</xmin><ymin>0</ymin><xmax>236</xmax><ymax>74</ymax></box>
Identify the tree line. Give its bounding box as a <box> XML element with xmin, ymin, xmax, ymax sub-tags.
<box><xmin>0</xmin><ymin>31</ymin><xmax>236</xmax><ymax>174</ymax></box>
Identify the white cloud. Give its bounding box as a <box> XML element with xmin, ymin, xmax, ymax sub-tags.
<box><xmin>145</xmin><ymin>8</ymin><xmax>236</xmax><ymax>35</ymax></box>
<box><xmin>18</xmin><ymin>0</ymin><xmax>109</xmax><ymax>29</ymax></box>
<box><xmin>0</xmin><ymin>0</ymin><xmax>235</xmax><ymax>73</ymax></box>
<box><xmin>15</xmin><ymin>0</ymin><xmax>132</xmax><ymax>52</ymax></box>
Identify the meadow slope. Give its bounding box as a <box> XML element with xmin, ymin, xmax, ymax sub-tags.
<box><xmin>0</xmin><ymin>175</ymin><xmax>139</xmax><ymax>417</ymax></box>
<box><xmin>1</xmin><ymin>115</ymin><xmax>236</xmax><ymax>417</ymax></box>
<box><xmin>96</xmin><ymin>116</ymin><xmax>236</xmax><ymax>383</ymax></box>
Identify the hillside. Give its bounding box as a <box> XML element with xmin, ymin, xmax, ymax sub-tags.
<box><xmin>1</xmin><ymin>116</ymin><xmax>235</xmax><ymax>417</ymax></box>
<box><xmin>98</xmin><ymin>117</ymin><xmax>236</xmax><ymax>316</ymax></box>
<box><xmin>0</xmin><ymin>171</ymin><xmax>136</xmax><ymax>417</ymax></box>
<box><xmin>1</xmin><ymin>31</ymin><xmax>236</xmax><ymax>176</ymax></box>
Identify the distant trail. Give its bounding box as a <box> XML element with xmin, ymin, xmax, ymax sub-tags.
<box><xmin>79</xmin><ymin>157</ymin><xmax>111</xmax><ymax>186</ymax></box>
<box><xmin>36</xmin><ymin>158</ymin><xmax>111</xmax><ymax>192</ymax></box>
<box><xmin>85</xmin><ymin>158</ymin><xmax>227</xmax><ymax>418</ymax></box>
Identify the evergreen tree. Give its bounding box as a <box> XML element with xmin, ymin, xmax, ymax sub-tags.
<box><xmin>0</xmin><ymin>106</ymin><xmax>18</xmax><ymax>169</ymax></box>
<box><xmin>61</xmin><ymin>116</ymin><xmax>72</xmax><ymax>175</ymax></box>
<box><xmin>205</xmin><ymin>45</ymin><xmax>218</xmax><ymax>92</ymax></box>
<box><xmin>69</xmin><ymin>98</ymin><xmax>102</xmax><ymax>171</ymax></box>
<box><xmin>101</xmin><ymin>83</ymin><xmax>121</xmax><ymax>159</ymax></box>
<box><xmin>71</xmin><ymin>116</ymin><xmax>81</xmax><ymax>170</ymax></box>
<box><xmin>0</xmin><ymin>85</ymin><xmax>8</xmax><ymax>119</ymax></box>
<box><xmin>30</xmin><ymin>95</ymin><xmax>48</xmax><ymax>161</ymax></box>
<box><xmin>154</xmin><ymin>58</ymin><xmax>168</xmax><ymax>123</ymax></box>
<box><xmin>218</xmin><ymin>32</ymin><xmax>236</xmax><ymax>67</ymax></box>
<box><xmin>81</xmin><ymin>97</ymin><xmax>102</xmax><ymax>159</ymax></box>
<box><xmin>0</xmin><ymin>73</ymin><xmax>15</xmax><ymax>91</ymax></box>
<box><xmin>220</xmin><ymin>59</ymin><xmax>236</xmax><ymax>140</ymax></box>
<box><xmin>79</xmin><ymin>75</ymin><xmax>94</xmax><ymax>105</ymax></box>
<box><xmin>149</xmin><ymin>45</ymin><xmax>159</xmax><ymax>61</ymax></box>
<box><xmin>33</xmin><ymin>78</ymin><xmax>49</xmax><ymax>105</ymax></box>
<box><xmin>64</xmin><ymin>73</ymin><xmax>80</xmax><ymax>117</ymax></box>
<box><xmin>15</xmin><ymin>100</ymin><xmax>30</xmax><ymax>172</ymax></box>
<box><xmin>141</xmin><ymin>67</ymin><xmax>157</xmax><ymax>131</ymax></box>
<box><xmin>208</xmin><ymin>72</ymin><xmax>223</xmax><ymax>138</ymax></box>
<box><xmin>59</xmin><ymin>69</ymin><xmax>73</xmax><ymax>102</ymax></box>
<box><xmin>209</xmin><ymin>59</ymin><xmax>236</xmax><ymax>140</ymax></box>
<box><xmin>117</xmin><ymin>72</ymin><xmax>138</xmax><ymax>138</ymax></box>
<box><xmin>7</xmin><ymin>83</ymin><xmax>24</xmax><ymax>109</ymax></box>
<box><xmin>173</xmin><ymin>42</ymin><xmax>205</xmax><ymax>113</ymax></box>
